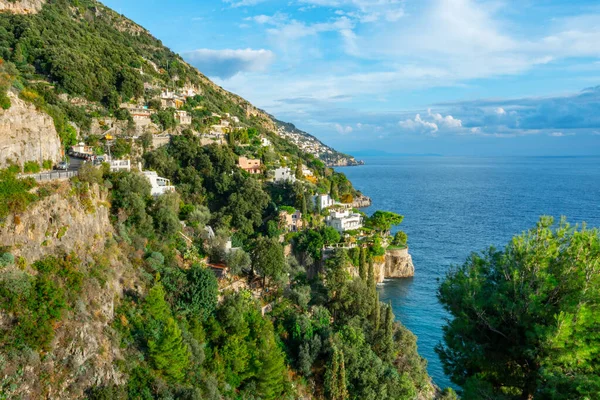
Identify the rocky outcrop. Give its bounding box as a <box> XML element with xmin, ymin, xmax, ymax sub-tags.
<box><xmin>374</xmin><ymin>247</ymin><xmax>415</xmax><ymax>283</ymax></box>
<box><xmin>0</xmin><ymin>91</ymin><xmax>62</xmax><ymax>168</ymax></box>
<box><xmin>0</xmin><ymin>182</ymin><xmax>111</xmax><ymax>264</ymax></box>
<box><xmin>0</xmin><ymin>0</ymin><xmax>45</xmax><ymax>14</ymax></box>
<box><xmin>352</xmin><ymin>194</ymin><xmax>372</xmax><ymax>208</ymax></box>
<box><xmin>0</xmin><ymin>182</ymin><xmax>135</xmax><ymax>398</ymax></box>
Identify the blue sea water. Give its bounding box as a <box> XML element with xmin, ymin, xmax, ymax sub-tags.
<box><xmin>336</xmin><ymin>156</ymin><xmax>600</xmax><ymax>390</ymax></box>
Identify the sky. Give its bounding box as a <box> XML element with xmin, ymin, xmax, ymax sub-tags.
<box><xmin>103</xmin><ymin>0</ymin><xmax>600</xmax><ymax>156</ymax></box>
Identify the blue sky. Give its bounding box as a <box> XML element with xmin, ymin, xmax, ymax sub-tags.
<box><xmin>104</xmin><ymin>0</ymin><xmax>600</xmax><ymax>156</ymax></box>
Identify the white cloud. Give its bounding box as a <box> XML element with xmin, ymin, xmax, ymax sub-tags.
<box><xmin>398</xmin><ymin>109</ymin><xmax>464</xmax><ymax>136</ymax></box>
<box><xmin>548</xmin><ymin>132</ymin><xmax>575</xmax><ymax>137</ymax></box>
<box><xmin>223</xmin><ymin>0</ymin><xmax>266</xmax><ymax>8</ymax></box>
<box><xmin>399</xmin><ymin>114</ymin><xmax>439</xmax><ymax>135</ymax></box>
<box><xmin>183</xmin><ymin>48</ymin><xmax>275</xmax><ymax>79</ymax></box>
<box><xmin>495</xmin><ymin>107</ymin><xmax>506</xmax><ymax>115</ymax></box>
<box><xmin>335</xmin><ymin>123</ymin><xmax>354</xmax><ymax>134</ymax></box>
<box><xmin>428</xmin><ymin>109</ymin><xmax>462</xmax><ymax>128</ymax></box>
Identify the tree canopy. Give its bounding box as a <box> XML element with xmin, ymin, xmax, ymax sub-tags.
<box><xmin>437</xmin><ymin>217</ymin><xmax>600</xmax><ymax>400</ymax></box>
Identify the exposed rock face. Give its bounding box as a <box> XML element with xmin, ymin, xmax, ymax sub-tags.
<box><xmin>352</xmin><ymin>194</ymin><xmax>372</xmax><ymax>208</ymax></box>
<box><xmin>374</xmin><ymin>247</ymin><xmax>415</xmax><ymax>283</ymax></box>
<box><xmin>384</xmin><ymin>247</ymin><xmax>415</xmax><ymax>278</ymax></box>
<box><xmin>0</xmin><ymin>182</ymin><xmax>132</xmax><ymax>398</ymax></box>
<box><xmin>0</xmin><ymin>91</ymin><xmax>62</xmax><ymax>168</ymax></box>
<box><xmin>0</xmin><ymin>0</ymin><xmax>45</xmax><ymax>14</ymax></box>
<box><xmin>0</xmin><ymin>183</ymin><xmax>111</xmax><ymax>264</ymax></box>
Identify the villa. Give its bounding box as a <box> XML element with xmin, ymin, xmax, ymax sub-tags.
<box><xmin>280</xmin><ymin>209</ymin><xmax>303</xmax><ymax>232</ymax></box>
<box><xmin>238</xmin><ymin>156</ymin><xmax>262</xmax><ymax>174</ymax></box>
<box><xmin>274</xmin><ymin>167</ymin><xmax>296</xmax><ymax>183</ymax></box>
<box><xmin>326</xmin><ymin>209</ymin><xmax>363</xmax><ymax>233</ymax></box>
<box><xmin>175</xmin><ymin>110</ymin><xmax>192</xmax><ymax>125</ymax></box>
<box><xmin>142</xmin><ymin>170</ymin><xmax>176</xmax><ymax>196</ymax></box>
<box><xmin>313</xmin><ymin>193</ymin><xmax>335</xmax><ymax>210</ymax></box>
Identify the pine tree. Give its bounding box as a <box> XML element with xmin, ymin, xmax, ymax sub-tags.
<box><xmin>359</xmin><ymin>247</ymin><xmax>367</xmax><ymax>280</ymax></box>
<box><xmin>256</xmin><ymin>332</ymin><xmax>286</xmax><ymax>400</ymax></box>
<box><xmin>148</xmin><ymin>317</ymin><xmax>190</xmax><ymax>382</ymax></box>
<box><xmin>145</xmin><ymin>279</ymin><xmax>170</xmax><ymax>322</ymax></box>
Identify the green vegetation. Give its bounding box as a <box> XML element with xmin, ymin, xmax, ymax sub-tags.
<box><xmin>437</xmin><ymin>217</ymin><xmax>600</xmax><ymax>399</ymax></box>
<box><xmin>0</xmin><ymin>255</ymin><xmax>83</xmax><ymax>351</ymax></box>
<box><xmin>0</xmin><ymin>1</ymin><xmax>436</xmax><ymax>398</ymax></box>
<box><xmin>0</xmin><ymin>170</ymin><xmax>37</xmax><ymax>220</ymax></box>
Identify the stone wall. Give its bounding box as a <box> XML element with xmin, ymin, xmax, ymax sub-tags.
<box><xmin>0</xmin><ymin>91</ymin><xmax>63</xmax><ymax>168</ymax></box>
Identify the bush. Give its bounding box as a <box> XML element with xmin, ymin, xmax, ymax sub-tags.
<box><xmin>0</xmin><ymin>252</ymin><xmax>15</xmax><ymax>268</ymax></box>
<box><xmin>42</xmin><ymin>159</ymin><xmax>53</xmax><ymax>170</ymax></box>
<box><xmin>23</xmin><ymin>161</ymin><xmax>41</xmax><ymax>174</ymax></box>
<box><xmin>0</xmin><ymin>171</ymin><xmax>37</xmax><ymax>219</ymax></box>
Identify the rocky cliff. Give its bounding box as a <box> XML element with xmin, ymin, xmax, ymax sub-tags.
<box><xmin>0</xmin><ymin>0</ymin><xmax>45</xmax><ymax>14</ymax></box>
<box><xmin>374</xmin><ymin>247</ymin><xmax>415</xmax><ymax>283</ymax></box>
<box><xmin>352</xmin><ymin>194</ymin><xmax>372</xmax><ymax>208</ymax></box>
<box><xmin>0</xmin><ymin>182</ymin><xmax>111</xmax><ymax>263</ymax></box>
<box><xmin>0</xmin><ymin>182</ymin><xmax>140</xmax><ymax>398</ymax></box>
<box><xmin>0</xmin><ymin>91</ymin><xmax>62</xmax><ymax>168</ymax></box>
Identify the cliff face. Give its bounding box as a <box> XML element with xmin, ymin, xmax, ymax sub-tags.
<box><xmin>374</xmin><ymin>247</ymin><xmax>415</xmax><ymax>283</ymax></box>
<box><xmin>0</xmin><ymin>182</ymin><xmax>140</xmax><ymax>398</ymax></box>
<box><xmin>0</xmin><ymin>91</ymin><xmax>62</xmax><ymax>168</ymax></box>
<box><xmin>0</xmin><ymin>182</ymin><xmax>111</xmax><ymax>263</ymax></box>
<box><xmin>0</xmin><ymin>0</ymin><xmax>45</xmax><ymax>14</ymax></box>
<box><xmin>352</xmin><ymin>194</ymin><xmax>372</xmax><ymax>208</ymax></box>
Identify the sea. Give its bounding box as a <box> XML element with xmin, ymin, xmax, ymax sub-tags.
<box><xmin>336</xmin><ymin>156</ymin><xmax>600</xmax><ymax>390</ymax></box>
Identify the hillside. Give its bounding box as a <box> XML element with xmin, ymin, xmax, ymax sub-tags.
<box><xmin>0</xmin><ymin>1</ymin><xmax>439</xmax><ymax>399</ymax></box>
<box><xmin>0</xmin><ymin>0</ymin><xmax>360</xmax><ymax>167</ymax></box>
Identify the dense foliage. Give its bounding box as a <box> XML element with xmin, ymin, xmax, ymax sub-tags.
<box><xmin>437</xmin><ymin>217</ymin><xmax>600</xmax><ymax>399</ymax></box>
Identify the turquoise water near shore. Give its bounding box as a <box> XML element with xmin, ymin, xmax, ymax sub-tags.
<box><xmin>336</xmin><ymin>156</ymin><xmax>600</xmax><ymax>390</ymax></box>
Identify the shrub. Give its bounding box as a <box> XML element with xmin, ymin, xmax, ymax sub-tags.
<box><xmin>0</xmin><ymin>252</ymin><xmax>15</xmax><ymax>268</ymax></box>
<box><xmin>23</xmin><ymin>161</ymin><xmax>41</xmax><ymax>174</ymax></box>
<box><xmin>42</xmin><ymin>159</ymin><xmax>53</xmax><ymax>170</ymax></box>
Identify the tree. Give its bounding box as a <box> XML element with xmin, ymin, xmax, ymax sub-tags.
<box><xmin>179</xmin><ymin>263</ymin><xmax>218</xmax><ymax>320</ymax></box>
<box><xmin>391</xmin><ymin>231</ymin><xmax>408</xmax><ymax>247</ymax></box>
<box><xmin>252</xmin><ymin>237</ymin><xmax>286</xmax><ymax>288</ymax></box>
<box><xmin>358</xmin><ymin>247</ymin><xmax>367</xmax><ymax>280</ymax></box>
<box><xmin>225</xmin><ymin>249</ymin><xmax>251</xmax><ymax>276</ymax></box>
<box><xmin>325</xmin><ymin>347</ymin><xmax>348</xmax><ymax>400</ymax></box>
<box><xmin>144</xmin><ymin>280</ymin><xmax>171</xmax><ymax>323</ymax></box>
<box><xmin>148</xmin><ymin>316</ymin><xmax>190</xmax><ymax>382</ymax></box>
<box><xmin>295</xmin><ymin>159</ymin><xmax>303</xmax><ymax>180</ymax></box>
<box><xmin>368</xmin><ymin>211</ymin><xmax>404</xmax><ymax>234</ymax></box>
<box><xmin>322</xmin><ymin>226</ymin><xmax>341</xmax><ymax>245</ymax></box>
<box><xmin>436</xmin><ymin>217</ymin><xmax>600</xmax><ymax>400</ymax></box>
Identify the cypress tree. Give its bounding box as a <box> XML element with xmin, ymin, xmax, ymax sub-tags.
<box><xmin>148</xmin><ymin>317</ymin><xmax>190</xmax><ymax>382</ymax></box>
<box><xmin>338</xmin><ymin>351</ymin><xmax>349</xmax><ymax>400</ymax></box>
<box><xmin>367</xmin><ymin>256</ymin><xmax>374</xmax><ymax>287</ymax></box>
<box><xmin>359</xmin><ymin>247</ymin><xmax>367</xmax><ymax>280</ymax></box>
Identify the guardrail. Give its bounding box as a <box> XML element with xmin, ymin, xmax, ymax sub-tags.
<box><xmin>22</xmin><ymin>170</ymin><xmax>78</xmax><ymax>182</ymax></box>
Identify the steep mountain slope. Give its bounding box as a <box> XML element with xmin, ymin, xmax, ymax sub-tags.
<box><xmin>0</xmin><ymin>0</ymin><xmax>360</xmax><ymax>166</ymax></box>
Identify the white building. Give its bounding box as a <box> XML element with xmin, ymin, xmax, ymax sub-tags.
<box><xmin>110</xmin><ymin>159</ymin><xmax>131</xmax><ymax>172</ymax></box>
<box><xmin>175</xmin><ymin>110</ymin><xmax>192</xmax><ymax>125</ymax></box>
<box><xmin>142</xmin><ymin>171</ymin><xmax>175</xmax><ymax>196</ymax></box>
<box><xmin>302</xmin><ymin>166</ymin><xmax>313</xmax><ymax>176</ymax></box>
<box><xmin>313</xmin><ymin>194</ymin><xmax>335</xmax><ymax>210</ymax></box>
<box><xmin>260</xmin><ymin>137</ymin><xmax>271</xmax><ymax>147</ymax></box>
<box><xmin>274</xmin><ymin>167</ymin><xmax>296</xmax><ymax>183</ymax></box>
<box><xmin>327</xmin><ymin>209</ymin><xmax>363</xmax><ymax>233</ymax></box>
